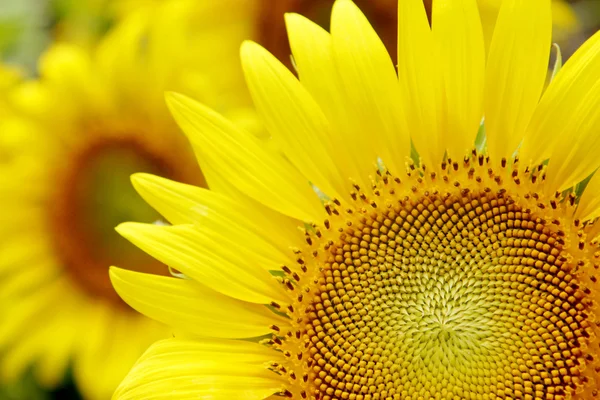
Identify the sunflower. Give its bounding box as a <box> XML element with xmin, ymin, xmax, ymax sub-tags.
<box><xmin>111</xmin><ymin>0</ymin><xmax>600</xmax><ymax>398</ymax></box>
<box><xmin>0</xmin><ymin>1</ymin><xmax>257</xmax><ymax>398</ymax></box>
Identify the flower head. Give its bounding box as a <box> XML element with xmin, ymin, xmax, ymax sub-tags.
<box><xmin>112</xmin><ymin>0</ymin><xmax>600</xmax><ymax>398</ymax></box>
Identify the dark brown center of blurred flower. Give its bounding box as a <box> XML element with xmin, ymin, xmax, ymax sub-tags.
<box><xmin>50</xmin><ymin>136</ymin><xmax>202</xmax><ymax>306</ymax></box>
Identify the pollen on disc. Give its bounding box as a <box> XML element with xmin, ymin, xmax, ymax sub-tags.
<box><xmin>272</xmin><ymin>165</ymin><xmax>599</xmax><ymax>400</ymax></box>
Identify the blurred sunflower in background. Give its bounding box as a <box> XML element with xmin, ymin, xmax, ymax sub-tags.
<box><xmin>108</xmin><ymin>0</ymin><xmax>600</xmax><ymax>399</ymax></box>
<box><xmin>0</xmin><ymin>0</ymin><xmax>258</xmax><ymax>399</ymax></box>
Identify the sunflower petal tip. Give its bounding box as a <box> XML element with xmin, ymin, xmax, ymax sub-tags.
<box><xmin>164</xmin><ymin>91</ymin><xmax>186</xmax><ymax>108</ymax></box>
<box><xmin>131</xmin><ymin>171</ymin><xmax>161</xmax><ymax>187</ymax></box>
<box><xmin>240</xmin><ymin>40</ymin><xmax>258</xmax><ymax>55</ymax></box>
<box><xmin>284</xmin><ymin>12</ymin><xmax>313</xmax><ymax>33</ymax></box>
<box><xmin>240</xmin><ymin>40</ymin><xmax>268</xmax><ymax>63</ymax></box>
<box><xmin>108</xmin><ymin>266</ymin><xmax>127</xmax><ymax>284</ymax></box>
<box><xmin>115</xmin><ymin>221</ymin><xmax>142</xmax><ymax>237</ymax></box>
<box><xmin>284</xmin><ymin>12</ymin><xmax>302</xmax><ymax>24</ymax></box>
<box><xmin>164</xmin><ymin>90</ymin><xmax>178</xmax><ymax>102</ymax></box>
<box><xmin>130</xmin><ymin>172</ymin><xmax>146</xmax><ymax>184</ymax></box>
<box><xmin>332</xmin><ymin>0</ymin><xmax>356</xmax><ymax>13</ymax></box>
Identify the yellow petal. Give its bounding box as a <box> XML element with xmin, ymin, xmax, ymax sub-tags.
<box><xmin>0</xmin><ymin>277</ymin><xmax>67</xmax><ymax>348</ymax></box>
<box><xmin>284</xmin><ymin>13</ymin><xmax>366</xmax><ymax>186</ymax></box>
<box><xmin>116</xmin><ymin>223</ymin><xmax>290</xmax><ymax>305</ymax></box>
<box><xmin>34</xmin><ymin>305</ymin><xmax>78</xmax><ymax>388</ymax></box>
<box><xmin>132</xmin><ymin>173</ymin><xmax>301</xmax><ymax>268</ymax></box>
<box><xmin>576</xmin><ymin>172</ymin><xmax>600</xmax><ymax>221</ymax></box>
<box><xmin>521</xmin><ymin>31</ymin><xmax>600</xmax><ymax>192</ymax></box>
<box><xmin>109</xmin><ymin>268</ymin><xmax>284</xmax><ymax>338</ymax></box>
<box><xmin>166</xmin><ymin>92</ymin><xmax>324</xmax><ymax>222</ymax></box>
<box><xmin>432</xmin><ymin>0</ymin><xmax>485</xmax><ymax>160</ymax></box>
<box><xmin>241</xmin><ymin>41</ymin><xmax>350</xmax><ymax>202</ymax></box>
<box><xmin>331</xmin><ymin>0</ymin><xmax>409</xmax><ymax>175</ymax></box>
<box><xmin>484</xmin><ymin>0</ymin><xmax>551</xmax><ymax>163</ymax></box>
<box><xmin>114</xmin><ymin>338</ymin><xmax>284</xmax><ymax>400</ymax></box>
<box><xmin>0</xmin><ymin>232</ymin><xmax>49</xmax><ymax>277</ymax></box>
<box><xmin>0</xmin><ymin>278</ymin><xmax>73</xmax><ymax>382</ymax></box>
<box><xmin>397</xmin><ymin>0</ymin><xmax>442</xmax><ymax>168</ymax></box>
<box><xmin>96</xmin><ymin>9</ymin><xmax>150</xmax><ymax>107</ymax></box>
<box><xmin>0</xmin><ymin>258</ymin><xmax>56</xmax><ymax>300</ymax></box>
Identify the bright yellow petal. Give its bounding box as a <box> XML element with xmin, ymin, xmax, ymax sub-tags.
<box><xmin>397</xmin><ymin>0</ymin><xmax>442</xmax><ymax>168</ymax></box>
<box><xmin>484</xmin><ymin>0</ymin><xmax>551</xmax><ymax>163</ymax></box>
<box><xmin>116</xmin><ymin>223</ymin><xmax>290</xmax><ymax>305</ymax></box>
<box><xmin>432</xmin><ymin>0</ymin><xmax>485</xmax><ymax>160</ymax></box>
<box><xmin>331</xmin><ymin>0</ymin><xmax>409</xmax><ymax>175</ymax></box>
<box><xmin>114</xmin><ymin>338</ymin><xmax>284</xmax><ymax>400</ymax></box>
<box><xmin>131</xmin><ymin>173</ymin><xmax>301</xmax><ymax>268</ymax></box>
<box><xmin>284</xmin><ymin>13</ymin><xmax>366</xmax><ymax>187</ymax></box>
<box><xmin>576</xmin><ymin>172</ymin><xmax>600</xmax><ymax>221</ymax></box>
<box><xmin>109</xmin><ymin>268</ymin><xmax>284</xmax><ymax>338</ymax></box>
<box><xmin>521</xmin><ymin>31</ymin><xmax>600</xmax><ymax>192</ymax></box>
<box><xmin>241</xmin><ymin>41</ymin><xmax>350</xmax><ymax>202</ymax></box>
<box><xmin>166</xmin><ymin>92</ymin><xmax>325</xmax><ymax>222</ymax></box>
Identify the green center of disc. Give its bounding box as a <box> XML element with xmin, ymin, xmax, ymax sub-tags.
<box><xmin>79</xmin><ymin>145</ymin><xmax>164</xmax><ymax>259</ymax></box>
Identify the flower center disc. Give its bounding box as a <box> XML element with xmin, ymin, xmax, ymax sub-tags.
<box><xmin>278</xmin><ymin>163</ymin><xmax>600</xmax><ymax>399</ymax></box>
<box><xmin>51</xmin><ymin>138</ymin><xmax>198</xmax><ymax>305</ymax></box>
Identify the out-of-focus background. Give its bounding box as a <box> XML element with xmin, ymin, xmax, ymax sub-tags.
<box><xmin>1</xmin><ymin>0</ymin><xmax>599</xmax><ymax>75</ymax></box>
<box><xmin>0</xmin><ymin>0</ymin><xmax>598</xmax><ymax>399</ymax></box>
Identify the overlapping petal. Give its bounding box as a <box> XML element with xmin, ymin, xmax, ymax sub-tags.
<box><xmin>241</xmin><ymin>41</ymin><xmax>350</xmax><ymax>202</ymax></box>
<box><xmin>484</xmin><ymin>0</ymin><xmax>551</xmax><ymax>163</ymax></box>
<box><xmin>432</xmin><ymin>0</ymin><xmax>485</xmax><ymax>160</ymax></box>
<box><xmin>166</xmin><ymin>92</ymin><xmax>324</xmax><ymax>222</ymax></box>
<box><xmin>109</xmin><ymin>268</ymin><xmax>285</xmax><ymax>338</ymax></box>
<box><xmin>114</xmin><ymin>338</ymin><xmax>284</xmax><ymax>400</ymax></box>
<box><xmin>331</xmin><ymin>0</ymin><xmax>409</xmax><ymax>174</ymax></box>
<box><xmin>116</xmin><ymin>223</ymin><xmax>290</xmax><ymax>305</ymax></box>
<box><xmin>131</xmin><ymin>173</ymin><xmax>298</xmax><ymax>268</ymax></box>
<box><xmin>522</xmin><ymin>31</ymin><xmax>600</xmax><ymax>192</ymax></box>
